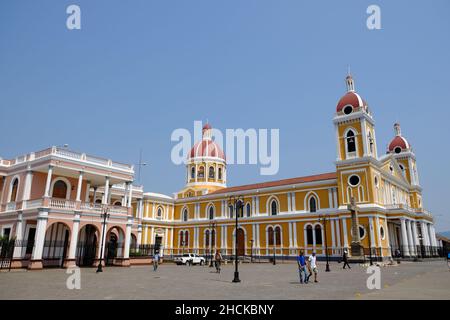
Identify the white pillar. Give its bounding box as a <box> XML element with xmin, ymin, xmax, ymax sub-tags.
<box><xmin>331</xmin><ymin>219</ymin><xmax>336</xmax><ymax>253</ymax></box>
<box><xmin>22</xmin><ymin>170</ymin><xmax>34</xmax><ymax>202</ymax></box>
<box><xmin>13</xmin><ymin>213</ymin><xmax>24</xmax><ymax>258</ymax></box>
<box><xmin>137</xmin><ymin>225</ymin><xmax>142</xmax><ymax>247</ymax></box>
<box><xmin>341</xmin><ymin>217</ymin><xmax>349</xmax><ymax>249</ymax></box>
<box><xmin>123</xmin><ymin>217</ymin><xmax>132</xmax><ymax>259</ymax></box>
<box><xmin>369</xmin><ymin>217</ymin><xmax>376</xmax><ymax>247</ymax></box>
<box><xmin>84</xmin><ymin>182</ymin><xmax>91</xmax><ymax>202</ymax></box>
<box><xmin>375</xmin><ymin>216</ymin><xmax>382</xmax><ymax>249</ymax></box>
<box><xmin>44</xmin><ymin>166</ymin><xmax>53</xmax><ymax>197</ymax></box>
<box><xmin>31</xmin><ymin>211</ymin><xmax>49</xmax><ymax>260</ymax></box>
<box><xmin>76</xmin><ymin>172</ymin><xmax>83</xmax><ymax>202</ymax></box>
<box><xmin>102</xmin><ymin>177</ymin><xmax>110</xmax><ymax>205</ymax></box>
<box><xmin>127</xmin><ymin>182</ymin><xmax>133</xmax><ymax>207</ymax></box>
<box><xmin>421</xmin><ymin>222</ymin><xmax>430</xmax><ymax>246</ymax></box>
<box><xmin>288</xmin><ymin>222</ymin><xmax>293</xmax><ymax>248</ymax></box>
<box><xmin>400</xmin><ymin>218</ymin><xmax>410</xmax><ymax>256</ymax></box>
<box><xmin>335</xmin><ymin>218</ymin><xmax>341</xmax><ymax>249</ymax></box>
<box><xmin>412</xmin><ymin>221</ymin><xmax>419</xmax><ymax>250</ymax></box>
<box><xmin>293</xmin><ymin>222</ymin><xmax>298</xmax><ymax>248</ymax></box>
<box><xmin>406</xmin><ymin>220</ymin><xmax>415</xmax><ymax>256</ymax></box>
<box><xmin>68</xmin><ymin>213</ymin><xmax>80</xmax><ymax>260</ymax></box>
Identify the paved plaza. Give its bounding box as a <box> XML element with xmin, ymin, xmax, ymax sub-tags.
<box><xmin>0</xmin><ymin>260</ymin><xmax>449</xmax><ymax>300</ymax></box>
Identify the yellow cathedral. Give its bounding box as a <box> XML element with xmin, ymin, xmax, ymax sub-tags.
<box><xmin>136</xmin><ymin>74</ymin><xmax>438</xmax><ymax>261</ymax></box>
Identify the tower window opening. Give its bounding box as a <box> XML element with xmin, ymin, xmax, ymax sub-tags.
<box><xmin>346</xmin><ymin>130</ymin><xmax>356</xmax><ymax>153</ymax></box>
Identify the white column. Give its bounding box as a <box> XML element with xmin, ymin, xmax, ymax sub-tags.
<box><xmin>412</xmin><ymin>221</ymin><xmax>419</xmax><ymax>250</ymax></box>
<box><xmin>22</xmin><ymin>170</ymin><xmax>34</xmax><ymax>202</ymax></box>
<box><xmin>127</xmin><ymin>182</ymin><xmax>133</xmax><ymax>207</ymax></box>
<box><xmin>341</xmin><ymin>217</ymin><xmax>349</xmax><ymax>249</ymax></box>
<box><xmin>400</xmin><ymin>218</ymin><xmax>410</xmax><ymax>256</ymax></box>
<box><xmin>291</xmin><ymin>192</ymin><xmax>296</xmax><ymax>212</ymax></box>
<box><xmin>293</xmin><ymin>222</ymin><xmax>298</xmax><ymax>248</ymax></box>
<box><xmin>84</xmin><ymin>182</ymin><xmax>91</xmax><ymax>202</ymax></box>
<box><xmin>150</xmin><ymin>226</ymin><xmax>155</xmax><ymax>245</ymax></box>
<box><xmin>430</xmin><ymin>225</ymin><xmax>437</xmax><ymax>247</ymax></box>
<box><xmin>123</xmin><ymin>217</ymin><xmax>132</xmax><ymax>259</ymax></box>
<box><xmin>102</xmin><ymin>177</ymin><xmax>110</xmax><ymax>205</ymax></box>
<box><xmin>331</xmin><ymin>219</ymin><xmax>336</xmax><ymax>253</ymax></box>
<box><xmin>31</xmin><ymin>211</ymin><xmax>49</xmax><ymax>260</ymax></box>
<box><xmin>44</xmin><ymin>165</ymin><xmax>53</xmax><ymax>197</ymax></box>
<box><xmin>369</xmin><ymin>217</ymin><xmax>376</xmax><ymax>247</ymax></box>
<box><xmin>68</xmin><ymin>213</ymin><xmax>80</xmax><ymax>260</ymax></box>
<box><xmin>421</xmin><ymin>222</ymin><xmax>430</xmax><ymax>246</ymax></box>
<box><xmin>335</xmin><ymin>218</ymin><xmax>341</xmax><ymax>249</ymax></box>
<box><xmin>375</xmin><ymin>216</ymin><xmax>382</xmax><ymax>248</ymax></box>
<box><xmin>76</xmin><ymin>172</ymin><xmax>83</xmax><ymax>202</ymax></box>
<box><xmin>288</xmin><ymin>222</ymin><xmax>293</xmax><ymax>249</ymax></box>
<box><xmin>13</xmin><ymin>213</ymin><xmax>24</xmax><ymax>258</ymax></box>
<box><xmin>137</xmin><ymin>225</ymin><xmax>142</xmax><ymax>247</ymax></box>
<box><xmin>406</xmin><ymin>220</ymin><xmax>415</xmax><ymax>256</ymax></box>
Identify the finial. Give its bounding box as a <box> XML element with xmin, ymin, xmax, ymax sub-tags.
<box><xmin>345</xmin><ymin>69</ymin><xmax>355</xmax><ymax>92</ymax></box>
<box><xmin>394</xmin><ymin>123</ymin><xmax>401</xmax><ymax>136</ymax></box>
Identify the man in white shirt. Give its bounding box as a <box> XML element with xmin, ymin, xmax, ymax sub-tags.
<box><xmin>308</xmin><ymin>252</ymin><xmax>318</xmax><ymax>283</ymax></box>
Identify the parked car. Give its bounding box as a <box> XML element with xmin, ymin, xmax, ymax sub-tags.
<box><xmin>174</xmin><ymin>253</ymin><xmax>205</xmax><ymax>266</ymax></box>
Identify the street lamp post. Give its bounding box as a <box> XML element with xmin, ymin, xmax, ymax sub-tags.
<box><xmin>367</xmin><ymin>224</ymin><xmax>373</xmax><ymax>266</ymax></box>
<box><xmin>229</xmin><ymin>195</ymin><xmax>243</xmax><ymax>283</ymax></box>
<box><xmin>209</xmin><ymin>221</ymin><xmax>216</xmax><ymax>267</ymax></box>
<box><xmin>96</xmin><ymin>206</ymin><xmax>110</xmax><ymax>273</ymax></box>
<box><xmin>319</xmin><ymin>214</ymin><xmax>331</xmax><ymax>272</ymax></box>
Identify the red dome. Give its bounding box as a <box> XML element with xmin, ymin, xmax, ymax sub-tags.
<box><xmin>203</xmin><ymin>123</ymin><xmax>212</xmax><ymax>130</ymax></box>
<box><xmin>188</xmin><ymin>139</ymin><xmax>225</xmax><ymax>160</ymax></box>
<box><xmin>336</xmin><ymin>92</ymin><xmax>366</xmax><ymax>113</ymax></box>
<box><xmin>388</xmin><ymin>136</ymin><xmax>410</xmax><ymax>153</ymax></box>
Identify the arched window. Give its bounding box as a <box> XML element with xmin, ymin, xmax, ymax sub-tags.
<box><xmin>229</xmin><ymin>205</ymin><xmax>234</xmax><ymax>218</ymax></box>
<box><xmin>315</xmin><ymin>225</ymin><xmax>322</xmax><ymax>245</ymax></box>
<box><xmin>191</xmin><ymin>167</ymin><xmax>195</xmax><ymax>179</ymax></box>
<box><xmin>211</xmin><ymin>230</ymin><xmax>216</xmax><ymax>246</ymax></box>
<box><xmin>198</xmin><ymin>166</ymin><xmax>205</xmax><ymax>178</ymax></box>
<box><xmin>179</xmin><ymin>231</ymin><xmax>185</xmax><ymax>246</ymax></box>
<box><xmin>309</xmin><ymin>197</ymin><xmax>317</xmax><ymax>212</ymax></box>
<box><xmin>157</xmin><ymin>207</ymin><xmax>162</xmax><ymax>218</ymax></box>
<box><xmin>270</xmin><ymin>200</ymin><xmax>278</xmax><ymax>216</ymax></box>
<box><xmin>114</xmin><ymin>201</ymin><xmax>122</xmax><ymax>206</ymax></box>
<box><xmin>306</xmin><ymin>225</ymin><xmax>313</xmax><ymax>245</ymax></box>
<box><xmin>218</xmin><ymin>168</ymin><xmax>222</xmax><ymax>180</ymax></box>
<box><xmin>346</xmin><ymin>130</ymin><xmax>356</xmax><ymax>153</ymax></box>
<box><xmin>368</xmin><ymin>132</ymin><xmax>374</xmax><ymax>155</ymax></box>
<box><xmin>205</xmin><ymin>230</ymin><xmax>210</xmax><ymax>246</ymax></box>
<box><xmin>246</xmin><ymin>203</ymin><xmax>251</xmax><ymax>217</ymax></box>
<box><xmin>95</xmin><ymin>199</ymin><xmax>102</xmax><ymax>204</ymax></box>
<box><xmin>10</xmin><ymin>178</ymin><xmax>19</xmax><ymax>202</ymax></box>
<box><xmin>268</xmin><ymin>227</ymin><xmax>274</xmax><ymax>246</ymax></box>
<box><xmin>184</xmin><ymin>231</ymin><xmax>189</xmax><ymax>247</ymax></box>
<box><xmin>52</xmin><ymin>180</ymin><xmax>68</xmax><ymax>199</ymax></box>
<box><xmin>274</xmin><ymin>226</ymin><xmax>281</xmax><ymax>246</ymax></box>
<box><xmin>209</xmin><ymin>206</ymin><xmax>214</xmax><ymax>220</ymax></box>
<box><xmin>208</xmin><ymin>167</ymin><xmax>215</xmax><ymax>179</ymax></box>
<box><xmin>237</xmin><ymin>201</ymin><xmax>244</xmax><ymax>218</ymax></box>
<box><xmin>182</xmin><ymin>209</ymin><xmax>188</xmax><ymax>222</ymax></box>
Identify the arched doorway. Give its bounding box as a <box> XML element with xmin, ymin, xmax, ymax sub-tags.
<box><xmin>42</xmin><ymin>222</ymin><xmax>70</xmax><ymax>268</ymax></box>
<box><xmin>236</xmin><ymin>228</ymin><xmax>245</xmax><ymax>256</ymax></box>
<box><xmin>105</xmin><ymin>226</ymin><xmax>125</xmax><ymax>265</ymax></box>
<box><xmin>76</xmin><ymin>224</ymin><xmax>98</xmax><ymax>267</ymax></box>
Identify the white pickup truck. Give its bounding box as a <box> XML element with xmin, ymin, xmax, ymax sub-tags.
<box><xmin>175</xmin><ymin>253</ymin><xmax>206</xmax><ymax>266</ymax></box>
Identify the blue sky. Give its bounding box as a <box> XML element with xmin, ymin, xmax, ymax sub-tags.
<box><xmin>1</xmin><ymin>0</ymin><xmax>450</xmax><ymax>231</ymax></box>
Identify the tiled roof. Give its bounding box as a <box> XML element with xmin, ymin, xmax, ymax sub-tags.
<box><xmin>209</xmin><ymin>172</ymin><xmax>337</xmax><ymax>195</ymax></box>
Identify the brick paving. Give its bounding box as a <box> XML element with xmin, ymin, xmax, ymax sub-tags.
<box><xmin>0</xmin><ymin>260</ymin><xmax>449</xmax><ymax>299</ymax></box>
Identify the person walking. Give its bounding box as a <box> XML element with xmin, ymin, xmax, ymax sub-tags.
<box><xmin>153</xmin><ymin>251</ymin><xmax>160</xmax><ymax>271</ymax></box>
<box><xmin>214</xmin><ymin>250</ymin><xmax>223</xmax><ymax>273</ymax></box>
<box><xmin>297</xmin><ymin>251</ymin><xmax>307</xmax><ymax>283</ymax></box>
<box><xmin>342</xmin><ymin>248</ymin><xmax>351</xmax><ymax>269</ymax></box>
<box><xmin>308</xmin><ymin>252</ymin><xmax>318</xmax><ymax>283</ymax></box>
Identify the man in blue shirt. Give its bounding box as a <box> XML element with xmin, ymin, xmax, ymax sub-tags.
<box><xmin>297</xmin><ymin>251</ymin><xmax>307</xmax><ymax>284</ymax></box>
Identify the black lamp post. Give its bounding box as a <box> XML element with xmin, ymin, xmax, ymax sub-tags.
<box><xmin>96</xmin><ymin>206</ymin><xmax>110</xmax><ymax>273</ymax></box>
<box><xmin>229</xmin><ymin>195</ymin><xmax>243</xmax><ymax>283</ymax></box>
<box><xmin>250</xmin><ymin>239</ymin><xmax>254</xmax><ymax>263</ymax></box>
<box><xmin>319</xmin><ymin>214</ymin><xmax>331</xmax><ymax>272</ymax></box>
<box><xmin>367</xmin><ymin>224</ymin><xmax>373</xmax><ymax>266</ymax></box>
<box><xmin>209</xmin><ymin>221</ymin><xmax>216</xmax><ymax>267</ymax></box>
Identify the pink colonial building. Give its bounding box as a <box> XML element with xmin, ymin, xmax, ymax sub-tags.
<box><xmin>0</xmin><ymin>146</ymin><xmax>144</xmax><ymax>269</ymax></box>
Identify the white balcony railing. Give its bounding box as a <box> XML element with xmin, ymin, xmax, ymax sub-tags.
<box><xmin>1</xmin><ymin>146</ymin><xmax>133</xmax><ymax>172</ymax></box>
<box><xmin>49</xmin><ymin>198</ymin><xmax>76</xmax><ymax>210</ymax></box>
<box><xmin>385</xmin><ymin>203</ymin><xmax>432</xmax><ymax>217</ymax></box>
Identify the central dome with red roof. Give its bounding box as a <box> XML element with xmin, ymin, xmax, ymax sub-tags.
<box><xmin>188</xmin><ymin>123</ymin><xmax>226</xmax><ymax>161</ymax></box>
<box><xmin>336</xmin><ymin>74</ymin><xmax>368</xmax><ymax>113</ymax></box>
<box><xmin>388</xmin><ymin>123</ymin><xmax>411</xmax><ymax>153</ymax></box>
